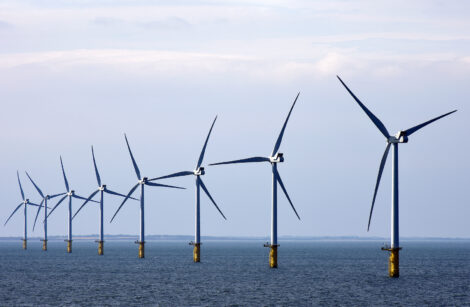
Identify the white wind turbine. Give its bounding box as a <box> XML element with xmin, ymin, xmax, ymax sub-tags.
<box><xmin>210</xmin><ymin>93</ymin><xmax>301</xmax><ymax>268</ymax></box>
<box><xmin>149</xmin><ymin>116</ymin><xmax>226</xmax><ymax>262</ymax></box>
<box><xmin>337</xmin><ymin>75</ymin><xmax>457</xmax><ymax>277</ymax></box>
<box><xmin>72</xmin><ymin>146</ymin><xmax>137</xmax><ymax>255</ymax></box>
<box><xmin>110</xmin><ymin>134</ymin><xmax>185</xmax><ymax>258</ymax></box>
<box><xmin>47</xmin><ymin>156</ymin><xmax>98</xmax><ymax>253</ymax></box>
<box><xmin>4</xmin><ymin>171</ymin><xmax>42</xmax><ymax>250</ymax></box>
<box><xmin>26</xmin><ymin>171</ymin><xmax>66</xmax><ymax>251</ymax></box>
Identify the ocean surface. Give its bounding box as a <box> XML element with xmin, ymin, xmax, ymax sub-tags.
<box><xmin>0</xmin><ymin>240</ymin><xmax>469</xmax><ymax>306</ymax></box>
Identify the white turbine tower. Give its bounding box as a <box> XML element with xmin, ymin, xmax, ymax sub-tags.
<box><xmin>72</xmin><ymin>146</ymin><xmax>137</xmax><ymax>255</ymax></box>
<box><xmin>26</xmin><ymin>171</ymin><xmax>66</xmax><ymax>251</ymax></box>
<box><xmin>337</xmin><ymin>75</ymin><xmax>457</xmax><ymax>277</ymax></box>
<box><xmin>110</xmin><ymin>134</ymin><xmax>185</xmax><ymax>258</ymax></box>
<box><xmin>149</xmin><ymin>116</ymin><xmax>227</xmax><ymax>262</ymax></box>
<box><xmin>4</xmin><ymin>171</ymin><xmax>42</xmax><ymax>250</ymax></box>
<box><xmin>47</xmin><ymin>156</ymin><xmax>98</xmax><ymax>253</ymax></box>
<box><xmin>210</xmin><ymin>93</ymin><xmax>301</xmax><ymax>268</ymax></box>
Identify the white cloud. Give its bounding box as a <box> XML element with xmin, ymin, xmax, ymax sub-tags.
<box><xmin>0</xmin><ymin>48</ymin><xmax>468</xmax><ymax>85</ymax></box>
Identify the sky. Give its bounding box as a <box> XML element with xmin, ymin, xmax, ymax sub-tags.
<box><xmin>0</xmin><ymin>0</ymin><xmax>469</xmax><ymax>239</ymax></box>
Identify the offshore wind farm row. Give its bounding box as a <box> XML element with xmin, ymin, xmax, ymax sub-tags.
<box><xmin>4</xmin><ymin>76</ymin><xmax>457</xmax><ymax>278</ymax></box>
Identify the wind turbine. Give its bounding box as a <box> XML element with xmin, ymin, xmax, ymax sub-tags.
<box><xmin>26</xmin><ymin>171</ymin><xmax>66</xmax><ymax>251</ymax></box>
<box><xmin>210</xmin><ymin>93</ymin><xmax>301</xmax><ymax>268</ymax></box>
<box><xmin>4</xmin><ymin>171</ymin><xmax>42</xmax><ymax>249</ymax></box>
<box><xmin>149</xmin><ymin>116</ymin><xmax>227</xmax><ymax>262</ymax></box>
<box><xmin>47</xmin><ymin>156</ymin><xmax>98</xmax><ymax>253</ymax></box>
<box><xmin>72</xmin><ymin>146</ymin><xmax>136</xmax><ymax>255</ymax></box>
<box><xmin>337</xmin><ymin>75</ymin><xmax>457</xmax><ymax>277</ymax></box>
<box><xmin>110</xmin><ymin>134</ymin><xmax>185</xmax><ymax>258</ymax></box>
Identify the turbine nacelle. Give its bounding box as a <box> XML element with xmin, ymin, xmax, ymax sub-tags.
<box><xmin>24</xmin><ymin>198</ymin><xmax>30</xmax><ymax>204</ymax></box>
<box><xmin>67</xmin><ymin>190</ymin><xmax>75</xmax><ymax>196</ymax></box>
<box><xmin>194</xmin><ymin>167</ymin><xmax>205</xmax><ymax>176</ymax></box>
<box><xmin>388</xmin><ymin>131</ymin><xmax>408</xmax><ymax>144</ymax></box>
<box><xmin>139</xmin><ymin>177</ymin><xmax>148</xmax><ymax>185</ymax></box>
<box><xmin>270</xmin><ymin>153</ymin><xmax>284</xmax><ymax>163</ymax></box>
<box><xmin>99</xmin><ymin>185</ymin><xmax>107</xmax><ymax>191</ymax></box>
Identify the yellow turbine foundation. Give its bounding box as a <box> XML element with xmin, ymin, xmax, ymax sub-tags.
<box><xmin>42</xmin><ymin>240</ymin><xmax>47</xmax><ymax>251</ymax></box>
<box><xmin>388</xmin><ymin>248</ymin><xmax>400</xmax><ymax>278</ymax></box>
<box><xmin>22</xmin><ymin>239</ymin><xmax>27</xmax><ymax>250</ymax></box>
<box><xmin>138</xmin><ymin>242</ymin><xmax>145</xmax><ymax>258</ymax></box>
<box><xmin>193</xmin><ymin>243</ymin><xmax>201</xmax><ymax>263</ymax></box>
<box><xmin>98</xmin><ymin>241</ymin><xmax>104</xmax><ymax>255</ymax></box>
<box><xmin>66</xmin><ymin>240</ymin><xmax>72</xmax><ymax>253</ymax></box>
<box><xmin>269</xmin><ymin>245</ymin><xmax>278</xmax><ymax>268</ymax></box>
<box><xmin>382</xmin><ymin>247</ymin><xmax>401</xmax><ymax>277</ymax></box>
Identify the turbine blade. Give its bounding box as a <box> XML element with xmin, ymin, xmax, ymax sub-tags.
<box><xmin>197</xmin><ymin>116</ymin><xmax>217</xmax><ymax>169</ymax></box>
<box><xmin>72</xmin><ymin>190</ymin><xmax>99</xmax><ymax>220</ymax></box>
<box><xmin>73</xmin><ymin>194</ymin><xmax>99</xmax><ymax>203</ymax></box>
<box><xmin>110</xmin><ymin>183</ymin><xmax>139</xmax><ymax>222</ymax></box>
<box><xmin>209</xmin><ymin>156</ymin><xmax>270</xmax><ymax>166</ymax></box>
<box><xmin>17</xmin><ymin>171</ymin><xmax>25</xmax><ymax>201</ymax></box>
<box><xmin>149</xmin><ymin>171</ymin><xmax>193</xmax><ymax>181</ymax></box>
<box><xmin>198</xmin><ymin>178</ymin><xmax>226</xmax><ymax>220</ymax></box>
<box><xmin>91</xmin><ymin>146</ymin><xmax>102</xmax><ymax>186</ymax></box>
<box><xmin>337</xmin><ymin>76</ymin><xmax>390</xmax><ymax>139</ymax></box>
<box><xmin>404</xmin><ymin>110</ymin><xmax>457</xmax><ymax>137</ymax></box>
<box><xmin>27</xmin><ymin>202</ymin><xmax>42</xmax><ymax>207</ymax></box>
<box><xmin>145</xmin><ymin>182</ymin><xmax>185</xmax><ymax>189</ymax></box>
<box><xmin>47</xmin><ymin>195</ymin><xmax>68</xmax><ymax>218</ymax></box>
<box><xmin>60</xmin><ymin>156</ymin><xmax>70</xmax><ymax>191</ymax></box>
<box><xmin>4</xmin><ymin>202</ymin><xmax>24</xmax><ymax>226</ymax></box>
<box><xmin>104</xmin><ymin>188</ymin><xmax>138</xmax><ymax>200</ymax></box>
<box><xmin>32</xmin><ymin>199</ymin><xmax>45</xmax><ymax>231</ymax></box>
<box><xmin>25</xmin><ymin>171</ymin><xmax>44</xmax><ymax>198</ymax></box>
<box><xmin>49</xmin><ymin>192</ymin><xmax>67</xmax><ymax>199</ymax></box>
<box><xmin>368</xmin><ymin>143</ymin><xmax>391</xmax><ymax>231</ymax></box>
<box><xmin>274</xmin><ymin>169</ymin><xmax>300</xmax><ymax>220</ymax></box>
<box><xmin>272</xmin><ymin>92</ymin><xmax>300</xmax><ymax>156</ymax></box>
<box><xmin>124</xmin><ymin>134</ymin><xmax>141</xmax><ymax>180</ymax></box>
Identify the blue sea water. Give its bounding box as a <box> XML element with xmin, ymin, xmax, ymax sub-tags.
<box><xmin>0</xmin><ymin>240</ymin><xmax>469</xmax><ymax>306</ymax></box>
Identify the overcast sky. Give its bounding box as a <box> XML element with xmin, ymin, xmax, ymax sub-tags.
<box><xmin>1</xmin><ymin>0</ymin><xmax>469</xmax><ymax>239</ymax></box>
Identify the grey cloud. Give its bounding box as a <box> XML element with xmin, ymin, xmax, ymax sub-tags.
<box><xmin>92</xmin><ymin>17</ymin><xmax>125</xmax><ymax>26</ymax></box>
<box><xmin>139</xmin><ymin>17</ymin><xmax>191</xmax><ymax>31</ymax></box>
<box><xmin>0</xmin><ymin>20</ymin><xmax>12</xmax><ymax>29</ymax></box>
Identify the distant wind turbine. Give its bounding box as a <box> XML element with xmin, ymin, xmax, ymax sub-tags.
<box><xmin>337</xmin><ymin>75</ymin><xmax>457</xmax><ymax>277</ymax></box>
<box><xmin>26</xmin><ymin>171</ymin><xmax>66</xmax><ymax>251</ymax></box>
<box><xmin>210</xmin><ymin>93</ymin><xmax>301</xmax><ymax>268</ymax></box>
<box><xmin>72</xmin><ymin>146</ymin><xmax>137</xmax><ymax>255</ymax></box>
<box><xmin>4</xmin><ymin>171</ymin><xmax>42</xmax><ymax>250</ymax></box>
<box><xmin>47</xmin><ymin>156</ymin><xmax>98</xmax><ymax>253</ymax></box>
<box><xmin>150</xmin><ymin>116</ymin><xmax>226</xmax><ymax>262</ymax></box>
<box><xmin>110</xmin><ymin>134</ymin><xmax>185</xmax><ymax>258</ymax></box>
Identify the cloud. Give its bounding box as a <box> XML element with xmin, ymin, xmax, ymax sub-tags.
<box><xmin>0</xmin><ymin>48</ymin><xmax>468</xmax><ymax>85</ymax></box>
<box><xmin>91</xmin><ymin>16</ymin><xmax>192</xmax><ymax>31</ymax></box>
<box><xmin>92</xmin><ymin>17</ymin><xmax>124</xmax><ymax>26</ymax></box>
<box><xmin>139</xmin><ymin>16</ymin><xmax>191</xmax><ymax>30</ymax></box>
<box><xmin>461</xmin><ymin>56</ymin><xmax>470</xmax><ymax>64</ymax></box>
<box><xmin>314</xmin><ymin>52</ymin><xmax>349</xmax><ymax>75</ymax></box>
<box><xmin>310</xmin><ymin>33</ymin><xmax>470</xmax><ymax>44</ymax></box>
<box><xmin>0</xmin><ymin>20</ymin><xmax>12</xmax><ymax>29</ymax></box>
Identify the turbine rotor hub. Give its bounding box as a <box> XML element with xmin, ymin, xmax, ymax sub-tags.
<box><xmin>139</xmin><ymin>177</ymin><xmax>148</xmax><ymax>184</ymax></box>
<box><xmin>270</xmin><ymin>153</ymin><xmax>284</xmax><ymax>163</ymax></box>
<box><xmin>99</xmin><ymin>185</ymin><xmax>106</xmax><ymax>191</ymax></box>
<box><xmin>25</xmin><ymin>199</ymin><xmax>30</xmax><ymax>204</ymax></box>
<box><xmin>389</xmin><ymin>131</ymin><xmax>408</xmax><ymax>144</ymax></box>
<box><xmin>68</xmin><ymin>190</ymin><xmax>75</xmax><ymax>196</ymax></box>
<box><xmin>194</xmin><ymin>167</ymin><xmax>205</xmax><ymax>176</ymax></box>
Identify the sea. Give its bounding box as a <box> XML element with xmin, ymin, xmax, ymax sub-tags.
<box><xmin>0</xmin><ymin>240</ymin><xmax>469</xmax><ymax>306</ymax></box>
